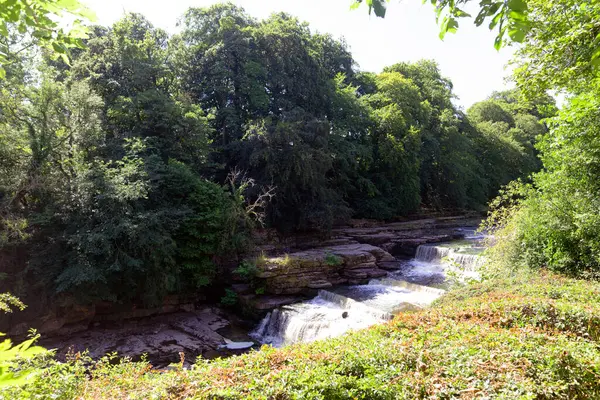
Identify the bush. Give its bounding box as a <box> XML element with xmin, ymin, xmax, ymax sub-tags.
<box><xmin>220</xmin><ymin>289</ymin><xmax>238</xmax><ymax>307</ymax></box>
<box><xmin>484</xmin><ymin>86</ymin><xmax>600</xmax><ymax>279</ymax></box>
<box><xmin>325</xmin><ymin>252</ymin><xmax>342</xmax><ymax>266</ymax></box>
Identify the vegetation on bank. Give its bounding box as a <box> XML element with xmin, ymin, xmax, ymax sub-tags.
<box><xmin>2</xmin><ymin>0</ymin><xmax>600</xmax><ymax>397</ymax></box>
<box><xmin>0</xmin><ymin>3</ymin><xmax>551</xmax><ymax>307</ymax></box>
<box><xmin>2</xmin><ymin>269</ymin><xmax>600</xmax><ymax>399</ymax></box>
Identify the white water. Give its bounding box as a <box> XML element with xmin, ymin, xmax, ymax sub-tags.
<box><xmin>415</xmin><ymin>245</ymin><xmax>485</xmax><ymax>272</ymax></box>
<box><xmin>250</xmin><ymin>281</ymin><xmax>443</xmax><ymax>347</ymax></box>
<box><xmin>251</xmin><ymin>228</ymin><xmax>485</xmax><ymax>347</ymax></box>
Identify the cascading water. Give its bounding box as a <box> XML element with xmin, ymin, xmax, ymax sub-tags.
<box><xmin>250</xmin><ymin>290</ymin><xmax>391</xmax><ymax>347</ymax></box>
<box><xmin>415</xmin><ymin>245</ymin><xmax>452</xmax><ymax>263</ymax></box>
<box><xmin>414</xmin><ymin>242</ymin><xmax>486</xmax><ymax>272</ymax></box>
<box><xmin>250</xmin><ymin>281</ymin><xmax>443</xmax><ymax>346</ymax></box>
<box><xmin>251</xmin><ymin>227</ymin><xmax>486</xmax><ymax>347</ymax></box>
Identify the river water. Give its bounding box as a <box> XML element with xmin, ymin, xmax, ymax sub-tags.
<box><xmin>250</xmin><ymin>227</ymin><xmax>486</xmax><ymax>347</ymax></box>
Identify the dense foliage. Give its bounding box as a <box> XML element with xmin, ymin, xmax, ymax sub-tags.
<box><xmin>0</xmin><ymin>4</ymin><xmax>547</xmax><ymax>305</ymax></box>
<box><xmin>4</xmin><ymin>0</ymin><xmax>600</xmax><ymax>397</ymax></box>
<box><xmin>484</xmin><ymin>0</ymin><xmax>600</xmax><ymax>279</ymax></box>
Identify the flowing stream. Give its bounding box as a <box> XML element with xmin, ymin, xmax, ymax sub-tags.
<box><xmin>251</xmin><ymin>228</ymin><xmax>486</xmax><ymax>347</ymax></box>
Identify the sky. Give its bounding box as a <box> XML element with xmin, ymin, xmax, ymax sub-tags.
<box><xmin>80</xmin><ymin>0</ymin><xmax>515</xmax><ymax>109</ymax></box>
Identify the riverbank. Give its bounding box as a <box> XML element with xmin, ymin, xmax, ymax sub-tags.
<box><xmin>4</xmin><ymin>269</ymin><xmax>600</xmax><ymax>399</ymax></box>
<box><xmin>8</xmin><ymin>215</ymin><xmax>481</xmax><ymax>366</ymax></box>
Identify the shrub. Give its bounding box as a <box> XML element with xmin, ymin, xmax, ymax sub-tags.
<box><xmin>324</xmin><ymin>252</ymin><xmax>343</xmax><ymax>266</ymax></box>
<box><xmin>220</xmin><ymin>289</ymin><xmax>238</xmax><ymax>307</ymax></box>
<box><xmin>484</xmin><ymin>86</ymin><xmax>600</xmax><ymax>279</ymax></box>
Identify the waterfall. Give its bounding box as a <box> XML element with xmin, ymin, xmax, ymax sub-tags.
<box><xmin>316</xmin><ymin>290</ymin><xmax>394</xmax><ymax>321</ymax></box>
<box><xmin>250</xmin><ymin>282</ymin><xmax>442</xmax><ymax>347</ymax></box>
<box><xmin>251</xmin><ymin>228</ymin><xmax>486</xmax><ymax>348</ymax></box>
<box><xmin>250</xmin><ymin>291</ymin><xmax>389</xmax><ymax>347</ymax></box>
<box><xmin>369</xmin><ymin>278</ymin><xmax>446</xmax><ymax>296</ymax></box>
<box><xmin>415</xmin><ymin>244</ymin><xmax>485</xmax><ymax>272</ymax></box>
<box><xmin>450</xmin><ymin>253</ymin><xmax>485</xmax><ymax>272</ymax></box>
<box><xmin>415</xmin><ymin>245</ymin><xmax>452</xmax><ymax>263</ymax></box>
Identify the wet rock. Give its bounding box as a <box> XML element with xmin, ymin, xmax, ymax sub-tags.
<box><xmin>243</xmin><ymin>295</ymin><xmax>306</xmax><ymax>311</ymax></box>
<box><xmin>219</xmin><ymin>339</ymin><xmax>254</xmax><ymax>350</ymax></box>
<box><xmin>344</xmin><ymin>270</ymin><xmax>368</xmax><ymax>279</ymax></box>
<box><xmin>378</xmin><ymin>261</ymin><xmax>402</xmax><ymax>271</ymax></box>
<box><xmin>345</xmin><ymin>262</ymin><xmax>377</xmax><ymax>270</ymax></box>
<box><xmin>307</xmin><ymin>280</ymin><xmax>333</xmax><ymax>289</ymax></box>
<box><xmin>350</xmin><ymin>232</ymin><xmax>397</xmax><ymax>246</ymax></box>
<box><xmin>367</xmin><ymin>269</ymin><xmax>388</xmax><ymax>278</ymax></box>
<box><xmin>344</xmin><ymin>268</ymin><xmax>387</xmax><ymax>280</ymax></box>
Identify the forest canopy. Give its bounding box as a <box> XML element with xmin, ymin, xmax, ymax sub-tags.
<box><xmin>0</xmin><ymin>3</ymin><xmax>552</xmax><ymax>305</ymax></box>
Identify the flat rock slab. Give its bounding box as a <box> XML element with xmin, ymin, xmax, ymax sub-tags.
<box><xmin>247</xmin><ymin>295</ymin><xmax>306</xmax><ymax>310</ymax></box>
<box><xmin>256</xmin><ymin>243</ymin><xmax>396</xmax><ymax>294</ymax></box>
<box><xmin>39</xmin><ymin>308</ymin><xmax>239</xmax><ymax>368</ymax></box>
<box><xmin>308</xmin><ymin>280</ymin><xmax>333</xmax><ymax>289</ymax></box>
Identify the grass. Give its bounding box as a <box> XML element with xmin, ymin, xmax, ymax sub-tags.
<box><xmin>3</xmin><ymin>270</ymin><xmax>600</xmax><ymax>399</ymax></box>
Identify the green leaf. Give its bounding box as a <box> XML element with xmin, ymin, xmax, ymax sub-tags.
<box><xmin>60</xmin><ymin>53</ymin><xmax>70</xmax><ymax>65</ymax></box>
<box><xmin>371</xmin><ymin>0</ymin><xmax>387</xmax><ymax>18</ymax></box>
<box><xmin>507</xmin><ymin>0</ymin><xmax>527</xmax><ymax>13</ymax></box>
<box><xmin>494</xmin><ymin>35</ymin><xmax>503</xmax><ymax>51</ymax></box>
<box><xmin>439</xmin><ymin>16</ymin><xmax>449</xmax><ymax>40</ymax></box>
<box><xmin>52</xmin><ymin>42</ymin><xmax>66</xmax><ymax>54</ymax></box>
<box><xmin>508</xmin><ymin>10</ymin><xmax>528</xmax><ymax>22</ymax></box>
<box><xmin>453</xmin><ymin>8</ymin><xmax>471</xmax><ymax>18</ymax></box>
<box><xmin>508</xmin><ymin>27</ymin><xmax>526</xmax><ymax>42</ymax></box>
<box><xmin>489</xmin><ymin>10</ymin><xmax>504</xmax><ymax>30</ymax></box>
<box><xmin>55</xmin><ymin>0</ymin><xmax>82</xmax><ymax>11</ymax></box>
<box><xmin>447</xmin><ymin>17</ymin><xmax>459</xmax><ymax>34</ymax></box>
<box><xmin>474</xmin><ymin>9</ymin><xmax>488</xmax><ymax>26</ymax></box>
<box><xmin>0</xmin><ymin>67</ymin><xmax>5</xmax><ymax>80</ymax></box>
<box><xmin>487</xmin><ymin>2</ymin><xmax>502</xmax><ymax>16</ymax></box>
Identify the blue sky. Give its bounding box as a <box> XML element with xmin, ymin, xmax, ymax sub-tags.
<box><xmin>81</xmin><ymin>0</ymin><xmax>515</xmax><ymax>109</ymax></box>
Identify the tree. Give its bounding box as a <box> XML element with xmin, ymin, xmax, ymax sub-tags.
<box><xmin>0</xmin><ymin>0</ymin><xmax>95</xmax><ymax>78</ymax></box>
<box><xmin>512</xmin><ymin>0</ymin><xmax>600</xmax><ymax>96</ymax></box>
<box><xmin>0</xmin><ymin>4</ymin><xmax>551</xmax><ymax>310</ymax></box>
<box><xmin>478</xmin><ymin>0</ymin><xmax>600</xmax><ymax>278</ymax></box>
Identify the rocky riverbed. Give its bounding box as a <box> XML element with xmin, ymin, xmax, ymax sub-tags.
<box><xmin>23</xmin><ymin>215</ymin><xmax>484</xmax><ymax>367</ymax></box>
<box><xmin>39</xmin><ymin>307</ymin><xmax>257</xmax><ymax>368</ymax></box>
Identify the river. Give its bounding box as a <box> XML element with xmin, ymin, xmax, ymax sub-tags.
<box><xmin>249</xmin><ymin>227</ymin><xmax>486</xmax><ymax>347</ymax></box>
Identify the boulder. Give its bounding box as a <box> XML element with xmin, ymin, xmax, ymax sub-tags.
<box><xmin>343</xmin><ymin>268</ymin><xmax>387</xmax><ymax>279</ymax></box>
<box><xmin>241</xmin><ymin>294</ymin><xmax>306</xmax><ymax>311</ymax></box>
<box><xmin>345</xmin><ymin>262</ymin><xmax>378</xmax><ymax>270</ymax></box>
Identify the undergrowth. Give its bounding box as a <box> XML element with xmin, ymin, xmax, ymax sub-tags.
<box><xmin>3</xmin><ymin>270</ymin><xmax>600</xmax><ymax>399</ymax></box>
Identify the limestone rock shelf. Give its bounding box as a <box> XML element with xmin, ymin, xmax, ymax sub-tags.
<box><xmin>255</xmin><ymin>243</ymin><xmax>396</xmax><ymax>295</ymax></box>
<box><xmin>242</xmin><ymin>215</ymin><xmax>482</xmax><ymax>311</ymax></box>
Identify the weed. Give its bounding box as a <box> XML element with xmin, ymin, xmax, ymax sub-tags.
<box><xmin>324</xmin><ymin>252</ymin><xmax>342</xmax><ymax>267</ymax></box>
